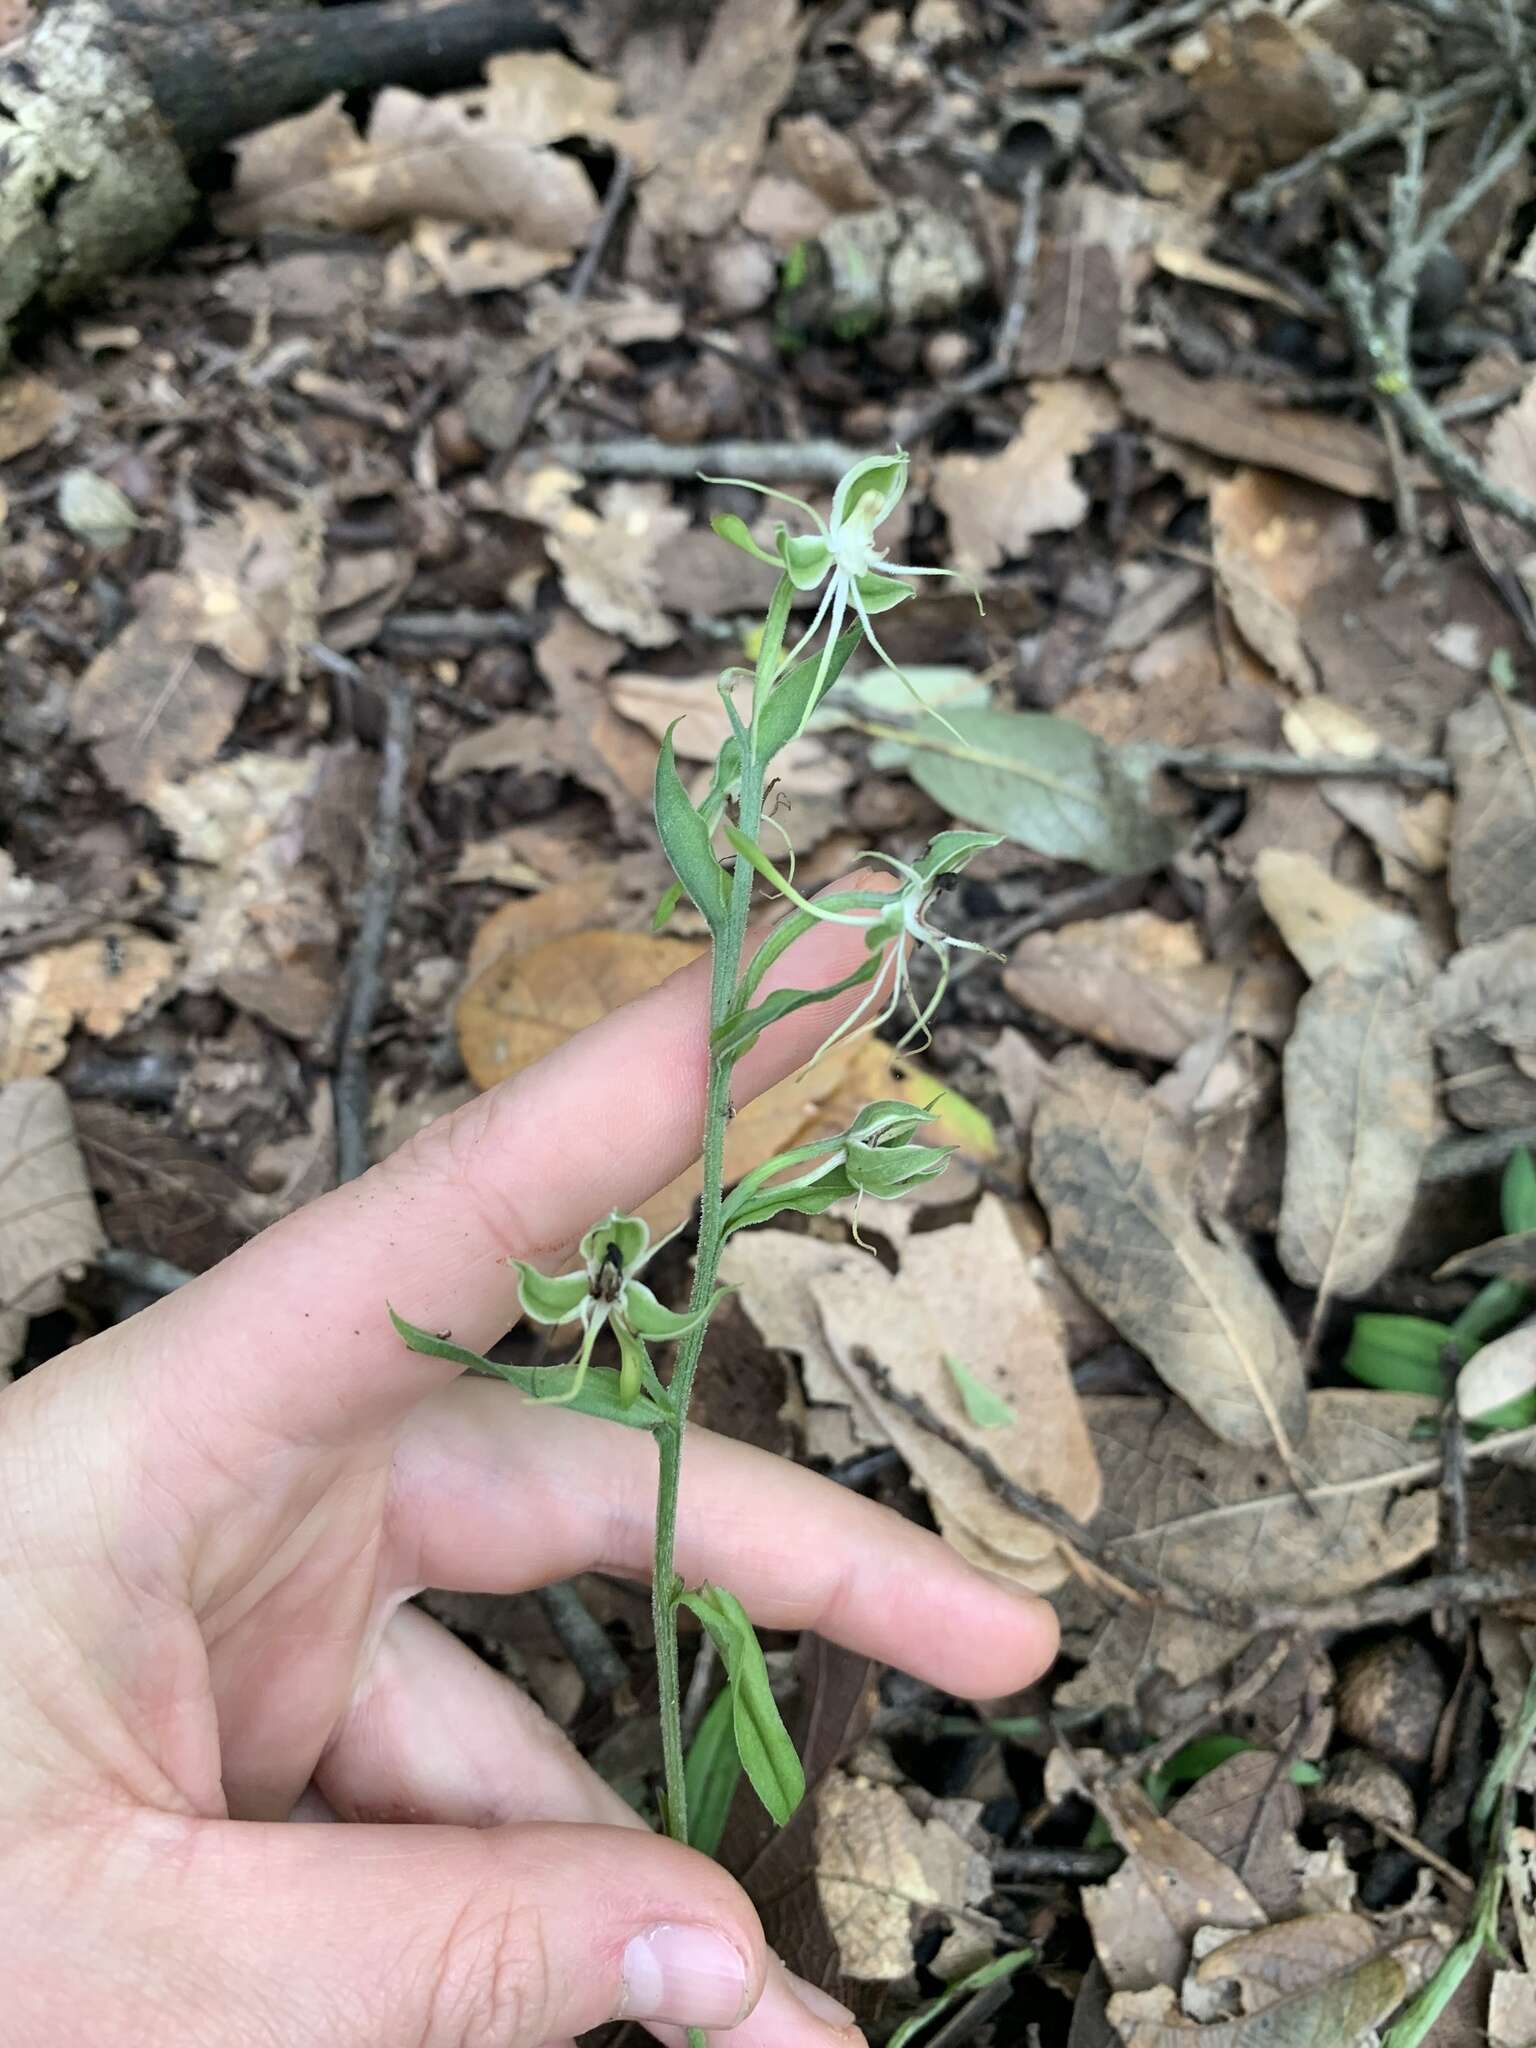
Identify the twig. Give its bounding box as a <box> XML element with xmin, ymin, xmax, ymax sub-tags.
<box><xmin>489</xmin><ymin>156</ymin><xmax>634</xmax><ymax>482</ymax></box>
<box><xmin>535</xmin><ymin>1581</ymin><xmax>629</xmax><ymax>1702</ymax></box>
<box><xmin>1105</xmin><ymin>1632</ymin><xmax>1297</xmax><ymax>1787</ymax></box>
<box><xmin>1373</xmin><ymin>1817</ymin><xmax>1475</xmax><ymax>1897</ymax></box>
<box><xmin>377</xmin><ymin>609</ymin><xmax>537</xmax><ymax>647</ymax></box>
<box><xmin>1375</xmin><ymin>398</ymin><xmax>1421</xmax><ymax>555</ymax></box>
<box><xmin>1426</xmin><ymin>1123</ymin><xmax>1536</xmax><ymax>1182</ymax></box>
<box><xmin>536</xmin><ymin>437</ymin><xmax>870</xmax><ymax>484</ymax></box>
<box><xmin>1049</xmin><ymin>0</ymin><xmax>1229</xmax><ymax>66</ymax></box>
<box><xmin>1253</xmin><ymin>1563</ymin><xmax>1536</xmax><ymax>1634</ymax></box>
<box><xmin>335</xmin><ymin>677</ymin><xmax>415</xmax><ymax>1186</ymax></box>
<box><xmin>1150</xmin><ymin>743</ymin><xmax>1452</xmax><ymax>787</ymax></box>
<box><xmin>897</xmin><ymin>161</ymin><xmax>1044</xmax><ymax>443</ymax></box>
<box><xmin>1236</xmin><ymin>65</ymin><xmax>1506</xmax><ymax>218</ymax></box>
<box><xmin>96</xmin><ymin>1244</ymin><xmax>195</xmax><ymax>1294</ymax></box>
<box><xmin>992</xmin><ymin>1844</ymin><xmax>1122</xmax><ymax>1882</ymax></box>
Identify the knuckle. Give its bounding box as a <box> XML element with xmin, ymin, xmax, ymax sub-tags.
<box><xmin>421</xmin><ymin>1888</ymin><xmax>556</xmax><ymax>2048</ymax></box>
<box><xmin>384</xmin><ymin>1086</ymin><xmax>541</xmax><ymax>1258</ymax></box>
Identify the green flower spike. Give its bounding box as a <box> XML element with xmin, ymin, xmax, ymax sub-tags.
<box><xmin>509</xmin><ymin>1212</ymin><xmax>725</xmax><ymax>1409</ymax></box>
<box><xmin>705</xmin><ymin>449</ymin><xmax>975</xmax><ymax>731</ymax></box>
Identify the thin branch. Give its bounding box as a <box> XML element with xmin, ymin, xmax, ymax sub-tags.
<box><xmin>335</xmin><ymin>677</ymin><xmax>416</xmax><ymax>1185</ymax></box>
<box><xmin>1049</xmin><ymin>0</ymin><xmax>1230</xmax><ymax>66</ymax></box>
<box><xmin>1150</xmin><ymin>743</ymin><xmax>1451</xmax><ymax>787</ymax></box>
<box><xmin>96</xmin><ymin>1244</ymin><xmax>195</xmax><ymax>1294</ymax></box>
<box><xmin>536</xmin><ymin>437</ymin><xmax>870</xmax><ymax>483</ymax></box>
<box><xmin>377</xmin><ymin>609</ymin><xmax>537</xmax><ymax>647</ymax></box>
<box><xmin>1104</xmin><ymin>1632</ymin><xmax>1297</xmax><ymax>1787</ymax></box>
<box><xmin>534</xmin><ymin>1581</ymin><xmax>629</xmax><ymax>1702</ymax></box>
<box><xmin>992</xmin><ymin>1844</ymin><xmax>1123</xmax><ymax>1882</ymax></box>
<box><xmin>1427</xmin><ymin>1123</ymin><xmax>1536</xmax><ymax>1182</ymax></box>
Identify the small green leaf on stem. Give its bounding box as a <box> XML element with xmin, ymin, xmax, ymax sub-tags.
<box><xmin>684</xmin><ymin>1684</ymin><xmax>744</xmax><ymax>1859</ymax></box>
<box><xmin>679</xmin><ymin>1584</ymin><xmax>805</xmax><ymax>1827</ymax></box>
<box><xmin>945</xmin><ymin>1354</ymin><xmax>1016</xmax><ymax>1429</ymax></box>
<box><xmin>655</xmin><ymin>724</ymin><xmax>729</xmax><ymax>931</ymax></box>
<box><xmin>1503</xmin><ymin>1147</ymin><xmax>1536</xmax><ymax>1235</ymax></box>
<box><xmin>885</xmin><ymin>1949</ymin><xmax>1033</xmax><ymax>2048</ymax></box>
<box><xmin>387</xmin><ymin>1308</ymin><xmax>669</xmax><ymax>1429</ymax></box>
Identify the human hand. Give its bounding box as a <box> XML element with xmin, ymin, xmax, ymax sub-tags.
<box><xmin>0</xmin><ymin>900</ymin><xmax>1057</xmax><ymax>2046</ymax></box>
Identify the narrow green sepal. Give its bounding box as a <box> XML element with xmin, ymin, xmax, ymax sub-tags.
<box><xmin>854</xmin><ymin>570</ymin><xmax>914</xmax><ymax>615</ymax></box>
<box><xmin>511</xmin><ymin>1263</ymin><xmax>589</xmax><ymax>1325</ymax></box>
<box><xmin>623</xmin><ymin>1278</ymin><xmax>730</xmax><ymax>1342</ymax></box>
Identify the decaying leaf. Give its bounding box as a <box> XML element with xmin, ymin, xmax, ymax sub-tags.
<box><xmin>639</xmin><ymin>0</ymin><xmax>800</xmax><ymax>238</ymax></box>
<box><xmin>1491</xmin><ymin>1970</ymin><xmax>1536</xmax><ymax>2048</ymax></box>
<box><xmin>1080</xmin><ymin>1778</ymin><xmax>1265</xmax><ymax>1993</ymax></box>
<box><xmin>1056</xmin><ymin>1392</ymin><xmax>1439</xmax><ymax>1711</ymax></box>
<box><xmin>1276</xmin><ymin>960</ymin><xmax>1436</xmax><ymax>1303</ymax></box>
<box><xmin>813</xmin><ymin>1770</ymin><xmax>990</xmax><ymax>1984</ymax></box>
<box><xmin>1447</xmin><ymin>691</ymin><xmax>1536</xmax><ymax>946</ymax></box>
<box><xmin>1210</xmin><ymin>471</ymin><xmax>1367</xmax><ymax>692</ymax></box>
<box><xmin>1111</xmin><ymin>358</ymin><xmax>1404</xmax><ymax>499</ymax></box>
<box><xmin>1433</xmin><ymin>929</ymin><xmax>1536</xmax><ymax>1130</ymax></box>
<box><xmin>1032</xmin><ymin>1047</ymin><xmax>1307</xmax><ymax>1456</ymax></box>
<box><xmin>0</xmin><ymin>369</ymin><xmax>66</xmax><ymax>460</ymax></box>
<box><xmin>458</xmin><ymin>927</ymin><xmax>702</xmax><ymax>1085</ymax></box>
<box><xmin>73</xmin><ymin>1100</ymin><xmax>250</xmax><ymax>1275</ymax></box>
<box><xmin>0</xmin><ymin>928</ymin><xmax>179</xmax><ymax>1080</ymax></box>
<box><xmin>0</xmin><ymin>1079</ymin><xmax>103</xmax><ymax>1376</ymax></box>
<box><xmin>1004</xmin><ymin>910</ymin><xmax>1297</xmax><ymax>1064</ymax></box>
<box><xmin>1108</xmin><ymin>1940</ymin><xmax>1402</xmax><ymax>2046</ymax></box>
<box><xmin>1283</xmin><ymin>699</ymin><xmax>1452</xmax><ymax>881</ymax></box>
<box><xmin>1168</xmin><ymin>1751</ymin><xmax>1306</xmax><ymax>1921</ymax></box>
<box><xmin>1188</xmin><ymin>14</ymin><xmax>1366</xmax><ymax>170</ymax></box>
<box><xmin>805</xmin><ymin>1193</ymin><xmax>1102</xmax><ymax>1591</ymax></box>
<box><xmin>509</xmin><ymin>469</ymin><xmax>689</xmax><ymax>648</ymax></box>
<box><xmin>1252</xmin><ymin>850</ymin><xmax>1424</xmax><ymax>982</ymax></box>
<box><xmin>933</xmin><ymin>380</ymin><xmax>1121</xmax><ymax>573</ymax></box>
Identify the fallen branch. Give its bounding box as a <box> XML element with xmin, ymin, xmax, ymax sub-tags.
<box><xmin>1049</xmin><ymin>0</ymin><xmax>1229</xmax><ymax>67</ymax></box>
<box><xmin>534</xmin><ymin>1581</ymin><xmax>629</xmax><ymax>1702</ymax></box>
<box><xmin>537</xmin><ymin>437</ymin><xmax>870</xmax><ymax>484</ymax></box>
<box><xmin>1150</xmin><ymin>744</ymin><xmax>1452</xmax><ymax>788</ymax></box>
<box><xmin>335</xmin><ymin>677</ymin><xmax>416</xmax><ymax>1186</ymax></box>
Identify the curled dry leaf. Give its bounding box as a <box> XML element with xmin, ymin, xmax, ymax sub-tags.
<box><xmin>0</xmin><ymin>927</ymin><xmax>178</xmax><ymax>1081</ymax></box>
<box><xmin>1276</xmin><ymin>959</ymin><xmax>1436</xmax><ymax>1303</ymax></box>
<box><xmin>805</xmin><ymin>1192</ymin><xmax>1102</xmax><ymax>1592</ymax></box>
<box><xmin>509</xmin><ymin>470</ymin><xmax>689</xmax><ymax>648</ymax></box>
<box><xmin>1079</xmin><ymin>1778</ymin><xmax>1265</xmax><ymax>1993</ymax></box>
<box><xmin>1057</xmin><ymin>1392</ymin><xmax>1439</xmax><ymax>1711</ymax></box>
<box><xmin>934</xmin><ymin>380</ymin><xmax>1121</xmax><ymax>575</ymax></box>
<box><xmin>1032</xmin><ymin>1047</ymin><xmax>1307</xmax><ymax>1456</ymax></box>
<box><xmin>1004</xmin><ymin>910</ymin><xmax>1298</xmax><ymax>1065</ymax></box>
<box><xmin>639</xmin><ymin>0</ymin><xmax>801</xmax><ymax>238</ymax></box>
<box><xmin>1447</xmin><ymin>691</ymin><xmax>1536</xmax><ymax>946</ymax></box>
<box><xmin>1108</xmin><ymin>1940</ymin><xmax>1402</xmax><ymax>2046</ymax></box>
<box><xmin>0</xmin><ymin>1079</ymin><xmax>103</xmax><ymax>1376</ymax></box>
<box><xmin>1210</xmin><ymin>471</ymin><xmax>1367</xmax><ymax>693</ymax></box>
<box><xmin>813</xmin><ymin>1771</ymin><xmax>990</xmax><ymax>1985</ymax></box>
<box><xmin>1433</xmin><ymin>928</ymin><xmax>1536</xmax><ymax>1130</ymax></box>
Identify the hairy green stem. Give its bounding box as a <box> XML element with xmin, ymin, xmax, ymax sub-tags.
<box><xmin>651</xmin><ymin>737</ymin><xmax>769</xmax><ymax>1847</ymax></box>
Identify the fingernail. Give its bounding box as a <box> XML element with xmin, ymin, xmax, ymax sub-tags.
<box><xmin>787</xmin><ymin>1970</ymin><xmax>857</xmax><ymax>2030</ymax></box>
<box><xmin>620</xmin><ymin>1925</ymin><xmax>751</xmax><ymax>2027</ymax></box>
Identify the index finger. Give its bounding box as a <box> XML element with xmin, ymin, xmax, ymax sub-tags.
<box><xmin>124</xmin><ymin>882</ymin><xmax>894</xmax><ymax>1446</ymax></box>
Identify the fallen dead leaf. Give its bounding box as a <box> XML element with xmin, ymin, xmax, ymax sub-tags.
<box><xmin>508</xmin><ymin>468</ymin><xmax>688</xmax><ymax>648</ymax></box>
<box><xmin>0</xmin><ymin>927</ymin><xmax>178</xmax><ymax>1080</ymax></box>
<box><xmin>1032</xmin><ymin>1047</ymin><xmax>1308</xmax><ymax>1456</ymax></box>
<box><xmin>1433</xmin><ymin>929</ymin><xmax>1536</xmax><ymax>1130</ymax></box>
<box><xmin>1056</xmin><ymin>1391</ymin><xmax>1439</xmax><ymax>1712</ymax></box>
<box><xmin>1168</xmin><ymin>1751</ymin><xmax>1306</xmax><ymax>1921</ymax></box>
<box><xmin>1004</xmin><ymin>910</ymin><xmax>1298</xmax><ymax>1065</ymax></box>
<box><xmin>1080</xmin><ymin>1778</ymin><xmax>1265</xmax><ymax>1993</ymax></box>
<box><xmin>1112</xmin><ymin>357</ymin><xmax>1406</xmax><ymax>499</ymax></box>
<box><xmin>1109</xmin><ymin>1939</ymin><xmax>1402</xmax><ymax>2046</ymax></box>
<box><xmin>813</xmin><ymin>1771</ymin><xmax>990</xmax><ymax>1984</ymax></box>
<box><xmin>1283</xmin><ymin>699</ymin><xmax>1452</xmax><ymax>881</ymax></box>
<box><xmin>639</xmin><ymin>0</ymin><xmax>801</xmax><ymax>238</ymax></box>
<box><xmin>1491</xmin><ymin>1970</ymin><xmax>1536</xmax><ymax>2048</ymax></box>
<box><xmin>1252</xmin><ymin>850</ymin><xmax>1424</xmax><ymax>982</ymax></box>
<box><xmin>0</xmin><ymin>1079</ymin><xmax>103</xmax><ymax>1375</ymax></box>
<box><xmin>1188</xmin><ymin>13</ymin><xmax>1366</xmax><ymax>171</ymax></box>
<box><xmin>934</xmin><ymin>380</ymin><xmax>1120</xmax><ymax>575</ymax></box>
<box><xmin>777</xmin><ymin>114</ymin><xmax>884</xmax><ymax>213</ymax></box>
<box><xmin>1447</xmin><ymin>690</ymin><xmax>1536</xmax><ymax>946</ymax></box>
<box><xmin>1210</xmin><ymin>471</ymin><xmax>1368</xmax><ymax>691</ymax></box>
<box><xmin>0</xmin><ymin>369</ymin><xmax>65</xmax><ymax>461</ymax></box>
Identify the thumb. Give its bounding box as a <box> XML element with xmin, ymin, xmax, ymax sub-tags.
<box><xmin>129</xmin><ymin>1814</ymin><xmax>778</xmax><ymax>2046</ymax></box>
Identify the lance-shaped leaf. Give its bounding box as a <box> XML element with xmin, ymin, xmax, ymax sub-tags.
<box><xmin>387</xmin><ymin>1308</ymin><xmax>668</xmax><ymax>1430</ymax></box>
<box><xmin>679</xmin><ymin>1582</ymin><xmax>805</xmax><ymax>1826</ymax></box>
<box><xmin>711</xmin><ymin>956</ymin><xmax>881</xmax><ymax>1063</ymax></box>
<box><xmin>684</xmin><ymin>1683</ymin><xmax>743</xmax><ymax>1859</ymax></box>
<box><xmin>654</xmin><ymin>723</ymin><xmax>729</xmax><ymax>931</ymax></box>
<box><xmin>758</xmin><ymin>625</ymin><xmax>862</xmax><ymax>757</ymax></box>
<box><xmin>1343</xmin><ymin>1313</ymin><xmax>1452</xmax><ymax>1397</ymax></box>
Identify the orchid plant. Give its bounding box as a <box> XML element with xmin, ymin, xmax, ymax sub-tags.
<box><xmin>393</xmin><ymin>452</ymin><xmax>996</xmax><ymax>1882</ymax></box>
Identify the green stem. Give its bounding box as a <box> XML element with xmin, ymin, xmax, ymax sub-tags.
<box><xmin>651</xmin><ymin>700</ymin><xmax>773</xmax><ymax>1851</ymax></box>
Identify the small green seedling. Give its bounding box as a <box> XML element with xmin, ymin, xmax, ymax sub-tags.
<box><xmin>394</xmin><ymin>453</ymin><xmax>997</xmax><ymax>1866</ymax></box>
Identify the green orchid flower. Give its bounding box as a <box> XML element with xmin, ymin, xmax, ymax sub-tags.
<box><xmin>509</xmin><ymin>1212</ymin><xmax>725</xmax><ymax>1409</ymax></box>
<box><xmin>719</xmin><ymin>1098</ymin><xmax>953</xmax><ymax>1237</ymax></box>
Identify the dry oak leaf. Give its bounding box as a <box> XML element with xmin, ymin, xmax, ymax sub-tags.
<box><xmin>1080</xmin><ymin>1778</ymin><xmax>1265</xmax><ymax>1993</ymax></box>
<box><xmin>1252</xmin><ymin>849</ymin><xmax>1425</xmax><ymax>983</ymax></box>
<box><xmin>1108</xmin><ymin>1938</ymin><xmax>1402</xmax><ymax>2046</ymax></box>
<box><xmin>1277</xmin><ymin>959</ymin><xmax>1436</xmax><ymax>1302</ymax></box>
<box><xmin>1004</xmin><ymin>909</ymin><xmax>1297</xmax><ymax>1066</ymax></box>
<box><xmin>639</xmin><ymin>0</ymin><xmax>801</xmax><ymax>239</ymax></box>
<box><xmin>1209</xmin><ymin>471</ymin><xmax>1367</xmax><ymax>692</ymax></box>
<box><xmin>1447</xmin><ymin>690</ymin><xmax>1536</xmax><ymax>947</ymax></box>
<box><xmin>1432</xmin><ymin>928</ymin><xmax>1536</xmax><ymax>1131</ymax></box>
<box><xmin>813</xmin><ymin>1771</ymin><xmax>990</xmax><ymax>1985</ymax></box>
<box><xmin>1111</xmin><ymin>358</ymin><xmax>1405</xmax><ymax>499</ymax></box>
<box><xmin>0</xmin><ymin>927</ymin><xmax>178</xmax><ymax>1081</ymax></box>
<box><xmin>0</xmin><ymin>1079</ymin><xmax>103</xmax><ymax>1376</ymax></box>
<box><xmin>1283</xmin><ymin>699</ymin><xmax>1451</xmax><ymax>880</ymax></box>
<box><xmin>806</xmin><ymin>1192</ymin><xmax>1102</xmax><ymax>1592</ymax></box>
<box><xmin>1055</xmin><ymin>1391</ymin><xmax>1439</xmax><ymax>1713</ymax></box>
<box><xmin>934</xmin><ymin>379</ymin><xmax>1120</xmax><ymax>575</ymax></box>
<box><xmin>0</xmin><ymin>369</ymin><xmax>65</xmax><ymax>461</ymax></box>
<box><xmin>1166</xmin><ymin>1751</ymin><xmax>1306</xmax><ymax>1922</ymax></box>
<box><xmin>1031</xmin><ymin>1046</ymin><xmax>1307</xmax><ymax>1457</ymax></box>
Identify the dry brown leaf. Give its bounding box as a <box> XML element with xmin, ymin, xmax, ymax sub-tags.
<box><xmin>1112</xmin><ymin>358</ymin><xmax>1405</xmax><ymax>499</ymax></box>
<box><xmin>1004</xmin><ymin>910</ymin><xmax>1297</xmax><ymax>1065</ymax></box>
<box><xmin>511</xmin><ymin>469</ymin><xmax>687</xmax><ymax>648</ymax></box>
<box><xmin>0</xmin><ymin>927</ymin><xmax>178</xmax><ymax>1081</ymax></box>
<box><xmin>806</xmin><ymin>1193</ymin><xmax>1102</xmax><ymax>1591</ymax></box>
<box><xmin>1491</xmin><ymin>1970</ymin><xmax>1536</xmax><ymax>2048</ymax></box>
<box><xmin>1210</xmin><ymin>471</ymin><xmax>1368</xmax><ymax>691</ymax></box>
<box><xmin>0</xmin><ymin>369</ymin><xmax>65</xmax><ymax>461</ymax></box>
<box><xmin>1108</xmin><ymin>1946</ymin><xmax>1402</xmax><ymax>2046</ymax></box>
<box><xmin>1081</xmin><ymin>1779</ymin><xmax>1265</xmax><ymax>1993</ymax></box>
<box><xmin>1057</xmin><ymin>1391</ymin><xmax>1439</xmax><ymax>1712</ymax></box>
<box><xmin>1168</xmin><ymin>1752</ymin><xmax>1306</xmax><ymax>1921</ymax></box>
<box><xmin>1014</xmin><ymin>241</ymin><xmax>1125</xmax><ymax>377</ymax></box>
<box><xmin>458</xmin><ymin>928</ymin><xmax>702</xmax><ymax>1086</ymax></box>
<box><xmin>777</xmin><ymin>114</ymin><xmax>883</xmax><ymax>213</ymax></box>
<box><xmin>1032</xmin><ymin>1047</ymin><xmax>1307</xmax><ymax>1456</ymax></box>
<box><xmin>1252</xmin><ymin>850</ymin><xmax>1424</xmax><ymax>982</ymax></box>
<box><xmin>813</xmin><ymin>1771</ymin><xmax>989</xmax><ymax>1984</ymax></box>
<box><xmin>1189</xmin><ymin>13</ymin><xmax>1366</xmax><ymax>170</ymax></box>
<box><xmin>1462</xmin><ymin>378</ymin><xmax>1536</xmax><ymax>615</ymax></box>
<box><xmin>1283</xmin><ymin>700</ymin><xmax>1451</xmax><ymax>881</ymax></box>
<box><xmin>934</xmin><ymin>380</ymin><xmax>1120</xmax><ymax>574</ymax></box>
<box><xmin>639</xmin><ymin>0</ymin><xmax>800</xmax><ymax>238</ymax></box>
<box><xmin>1448</xmin><ymin>691</ymin><xmax>1536</xmax><ymax>946</ymax></box>
<box><xmin>73</xmin><ymin>1100</ymin><xmax>250</xmax><ymax>1274</ymax></box>
<box><xmin>1433</xmin><ymin>929</ymin><xmax>1536</xmax><ymax>1130</ymax></box>
<box><xmin>0</xmin><ymin>1080</ymin><xmax>103</xmax><ymax>1375</ymax></box>
<box><xmin>1277</xmin><ymin>960</ymin><xmax>1436</xmax><ymax>1303</ymax></box>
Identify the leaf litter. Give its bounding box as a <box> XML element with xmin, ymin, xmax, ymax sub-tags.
<box><xmin>13</xmin><ymin>0</ymin><xmax>1536</xmax><ymax>2036</ymax></box>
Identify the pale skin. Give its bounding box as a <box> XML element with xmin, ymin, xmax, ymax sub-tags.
<box><xmin>0</xmin><ymin>893</ymin><xmax>1057</xmax><ymax>2047</ymax></box>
